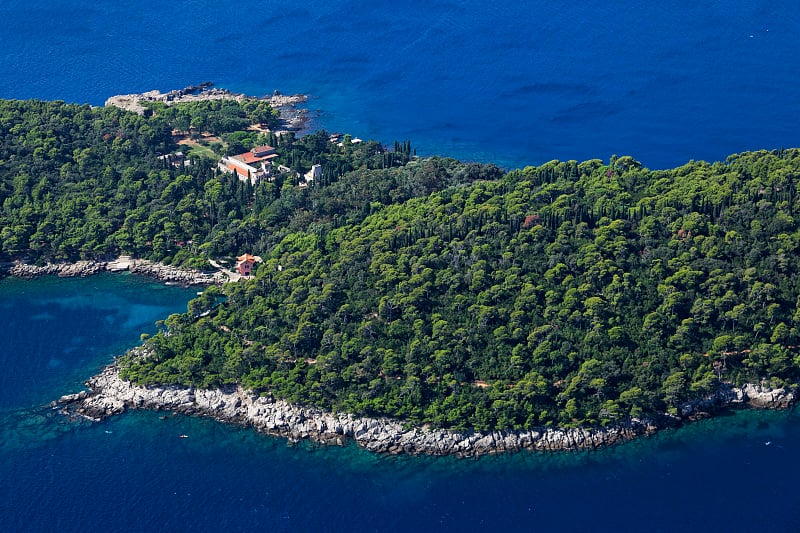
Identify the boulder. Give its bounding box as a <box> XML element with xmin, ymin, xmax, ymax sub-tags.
<box><xmin>743</xmin><ymin>384</ymin><xmax>796</xmax><ymax>409</ymax></box>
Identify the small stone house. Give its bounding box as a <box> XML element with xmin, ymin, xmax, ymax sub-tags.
<box><xmin>236</xmin><ymin>253</ymin><xmax>262</xmax><ymax>276</ymax></box>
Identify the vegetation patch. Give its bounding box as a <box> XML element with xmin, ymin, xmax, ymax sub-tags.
<box><xmin>3</xmin><ymin>98</ymin><xmax>799</xmax><ymax>433</ymax></box>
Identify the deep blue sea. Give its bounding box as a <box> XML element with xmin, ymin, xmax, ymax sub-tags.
<box><xmin>2</xmin><ymin>1</ymin><xmax>800</xmax><ymax>530</ymax></box>
<box><xmin>1</xmin><ymin>0</ymin><xmax>799</xmax><ymax>169</ymax></box>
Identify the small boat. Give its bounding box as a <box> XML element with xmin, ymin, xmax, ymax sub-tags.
<box><xmin>179</xmin><ymin>434</ymin><xmax>189</xmax><ymax>439</ymax></box>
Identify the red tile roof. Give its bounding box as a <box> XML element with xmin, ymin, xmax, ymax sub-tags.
<box><xmin>237</xmin><ymin>253</ymin><xmax>262</xmax><ymax>263</ymax></box>
<box><xmin>235</xmin><ymin>151</ymin><xmax>279</xmax><ymax>165</ymax></box>
<box><xmin>252</xmin><ymin>145</ymin><xmax>275</xmax><ymax>156</ymax></box>
<box><xmin>238</xmin><ymin>151</ymin><xmax>260</xmax><ymax>164</ymax></box>
<box><xmin>226</xmin><ymin>162</ymin><xmax>250</xmax><ymax>178</ymax></box>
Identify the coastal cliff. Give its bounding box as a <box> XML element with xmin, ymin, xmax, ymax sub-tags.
<box><xmin>55</xmin><ymin>362</ymin><xmax>796</xmax><ymax>457</ymax></box>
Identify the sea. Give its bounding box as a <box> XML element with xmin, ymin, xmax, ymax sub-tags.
<box><xmin>1</xmin><ymin>0</ymin><xmax>798</xmax><ymax>170</ymax></box>
<box><xmin>1</xmin><ymin>0</ymin><xmax>800</xmax><ymax>530</ymax></box>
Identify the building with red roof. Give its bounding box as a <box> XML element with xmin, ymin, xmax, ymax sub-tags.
<box><xmin>219</xmin><ymin>146</ymin><xmax>279</xmax><ymax>184</ymax></box>
<box><xmin>236</xmin><ymin>253</ymin><xmax>262</xmax><ymax>276</ymax></box>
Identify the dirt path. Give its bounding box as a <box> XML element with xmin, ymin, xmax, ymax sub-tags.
<box><xmin>208</xmin><ymin>259</ymin><xmax>241</xmax><ymax>282</ymax></box>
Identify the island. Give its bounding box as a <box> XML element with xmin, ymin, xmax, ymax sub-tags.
<box><xmin>1</xmin><ymin>90</ymin><xmax>797</xmax><ymax>455</ymax></box>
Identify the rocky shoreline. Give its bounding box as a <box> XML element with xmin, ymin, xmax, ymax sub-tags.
<box><xmin>53</xmin><ymin>361</ymin><xmax>797</xmax><ymax>457</ymax></box>
<box><xmin>104</xmin><ymin>83</ymin><xmax>310</xmax><ymax>132</ymax></box>
<box><xmin>3</xmin><ymin>256</ymin><xmax>224</xmax><ymax>286</ymax></box>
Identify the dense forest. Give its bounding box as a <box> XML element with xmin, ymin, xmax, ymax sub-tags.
<box><xmin>3</xmin><ymin>98</ymin><xmax>800</xmax><ymax>431</ymax></box>
<box><xmin>0</xmin><ymin>99</ymin><xmax>483</xmax><ymax>267</ymax></box>
<box><xmin>125</xmin><ymin>147</ymin><xmax>800</xmax><ymax>431</ymax></box>
<box><xmin>144</xmin><ymin>98</ymin><xmax>281</xmax><ymax>135</ymax></box>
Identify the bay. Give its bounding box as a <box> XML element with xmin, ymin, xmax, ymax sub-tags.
<box><xmin>0</xmin><ymin>275</ymin><xmax>196</xmax><ymax>409</ymax></box>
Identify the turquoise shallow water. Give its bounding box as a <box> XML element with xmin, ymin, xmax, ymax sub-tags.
<box><xmin>0</xmin><ymin>275</ymin><xmax>799</xmax><ymax>531</ymax></box>
<box><xmin>0</xmin><ymin>275</ymin><xmax>196</xmax><ymax>409</ymax></box>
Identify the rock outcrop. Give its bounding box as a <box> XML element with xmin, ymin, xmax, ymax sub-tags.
<box><xmin>128</xmin><ymin>261</ymin><xmax>223</xmax><ymax>285</ymax></box>
<box><xmin>4</xmin><ymin>257</ymin><xmax>223</xmax><ymax>286</ymax></box>
<box><xmin>8</xmin><ymin>261</ymin><xmax>107</xmax><ymax>278</ymax></box>
<box><xmin>57</xmin><ymin>363</ymin><xmax>661</xmax><ymax>456</ymax></box>
<box><xmin>104</xmin><ymin>84</ymin><xmax>309</xmax><ymax>130</ymax></box>
<box><xmin>55</xmin><ymin>363</ymin><xmax>799</xmax><ymax>457</ymax></box>
<box><xmin>679</xmin><ymin>385</ymin><xmax>745</xmax><ymax>419</ymax></box>
<box><xmin>741</xmin><ymin>383</ymin><xmax>796</xmax><ymax>409</ymax></box>
<box><xmin>679</xmin><ymin>382</ymin><xmax>797</xmax><ymax>419</ymax></box>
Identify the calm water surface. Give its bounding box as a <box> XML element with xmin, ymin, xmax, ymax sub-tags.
<box><xmin>0</xmin><ymin>0</ymin><xmax>798</xmax><ymax>169</ymax></box>
<box><xmin>0</xmin><ymin>275</ymin><xmax>798</xmax><ymax>531</ymax></box>
<box><xmin>1</xmin><ymin>1</ymin><xmax>800</xmax><ymax>529</ymax></box>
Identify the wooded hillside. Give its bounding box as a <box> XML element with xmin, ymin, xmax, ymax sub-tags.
<box><xmin>3</xmin><ymin>98</ymin><xmax>798</xmax><ymax>431</ymax></box>
<box><xmin>121</xmin><ymin>147</ymin><xmax>800</xmax><ymax>430</ymax></box>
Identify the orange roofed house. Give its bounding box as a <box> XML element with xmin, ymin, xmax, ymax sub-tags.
<box><xmin>236</xmin><ymin>253</ymin><xmax>263</xmax><ymax>276</ymax></box>
<box><xmin>219</xmin><ymin>146</ymin><xmax>278</xmax><ymax>184</ymax></box>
